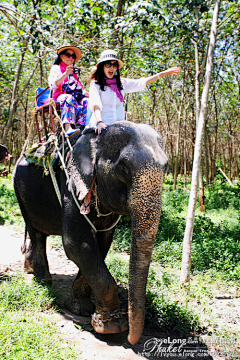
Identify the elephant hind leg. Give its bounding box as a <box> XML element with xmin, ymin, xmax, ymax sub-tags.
<box><xmin>65</xmin><ymin>270</ymin><xmax>95</xmax><ymax>316</ymax></box>
<box><xmin>22</xmin><ymin>237</ymin><xmax>34</xmax><ymax>274</ymax></box>
<box><xmin>28</xmin><ymin>227</ymin><xmax>51</xmax><ymax>285</ymax></box>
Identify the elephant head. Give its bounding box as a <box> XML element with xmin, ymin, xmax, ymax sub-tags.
<box><xmin>68</xmin><ymin>121</ymin><xmax>168</xmax><ymax>345</ymax></box>
<box><xmin>0</xmin><ymin>144</ymin><xmax>11</xmax><ymax>163</ymax></box>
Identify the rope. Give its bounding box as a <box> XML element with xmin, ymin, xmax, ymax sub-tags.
<box><xmin>57</xmin><ymin>149</ymin><xmax>121</xmax><ymax>233</ymax></box>
<box><xmin>48</xmin><ymin>99</ymin><xmax>73</xmax><ymax>152</ymax></box>
<box><xmin>57</xmin><ymin>150</ymin><xmax>97</xmax><ymax>232</ymax></box>
<box><xmin>95</xmin><ymin>186</ymin><xmax>112</xmax><ymax>217</ymax></box>
<box><xmin>49</xmin><ymin>164</ymin><xmax>62</xmax><ymax>206</ymax></box>
<box><xmin>97</xmin><ymin>214</ymin><xmax>121</xmax><ymax>232</ymax></box>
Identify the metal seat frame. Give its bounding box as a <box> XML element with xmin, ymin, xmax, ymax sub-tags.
<box><xmin>34</xmin><ymin>87</ymin><xmax>60</xmax><ymax>143</ymax></box>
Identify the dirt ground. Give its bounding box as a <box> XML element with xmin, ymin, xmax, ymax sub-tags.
<box><xmin>0</xmin><ymin>225</ymin><xmax>237</xmax><ymax>360</ymax></box>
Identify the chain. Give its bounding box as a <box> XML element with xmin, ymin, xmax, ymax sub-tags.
<box><xmin>94</xmin><ymin>184</ymin><xmax>112</xmax><ymax>217</ymax></box>
<box><xmin>92</xmin><ymin>309</ymin><xmax>128</xmax><ymax>324</ymax></box>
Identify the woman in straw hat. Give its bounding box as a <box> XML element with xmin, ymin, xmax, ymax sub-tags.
<box><xmin>48</xmin><ymin>45</ymin><xmax>88</xmax><ymax>135</ymax></box>
<box><xmin>80</xmin><ymin>49</ymin><xmax>180</xmax><ymax>214</ymax></box>
<box><xmin>87</xmin><ymin>49</ymin><xmax>180</xmax><ymax>135</ymax></box>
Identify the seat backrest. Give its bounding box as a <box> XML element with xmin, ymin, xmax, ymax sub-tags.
<box><xmin>36</xmin><ymin>87</ymin><xmax>50</xmax><ymax>107</ymax></box>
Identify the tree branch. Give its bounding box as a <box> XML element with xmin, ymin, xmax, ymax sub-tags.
<box><xmin>15</xmin><ymin>59</ymin><xmax>39</xmax><ymax>104</ymax></box>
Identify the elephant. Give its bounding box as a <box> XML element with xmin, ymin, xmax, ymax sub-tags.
<box><xmin>0</xmin><ymin>144</ymin><xmax>10</xmax><ymax>163</ymax></box>
<box><xmin>13</xmin><ymin>120</ymin><xmax>168</xmax><ymax>346</ymax></box>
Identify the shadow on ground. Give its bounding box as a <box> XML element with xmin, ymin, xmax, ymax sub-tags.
<box><xmin>51</xmin><ymin>273</ymin><xmax>213</xmax><ymax>360</ymax></box>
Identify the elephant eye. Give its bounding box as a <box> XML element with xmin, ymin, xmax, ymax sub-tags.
<box><xmin>119</xmin><ymin>163</ymin><xmax>126</xmax><ymax>172</ymax></box>
<box><xmin>118</xmin><ymin>161</ymin><xmax>128</xmax><ymax>173</ymax></box>
<box><xmin>116</xmin><ymin>160</ymin><xmax>131</xmax><ymax>183</ymax></box>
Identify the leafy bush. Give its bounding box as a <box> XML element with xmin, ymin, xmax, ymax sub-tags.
<box><xmin>113</xmin><ymin>180</ymin><xmax>240</xmax><ymax>281</ymax></box>
<box><xmin>145</xmin><ymin>291</ymin><xmax>199</xmax><ymax>335</ymax></box>
<box><xmin>0</xmin><ymin>181</ymin><xmax>24</xmax><ymax>228</ymax></box>
<box><xmin>205</xmin><ymin>181</ymin><xmax>240</xmax><ymax>210</ymax></box>
<box><xmin>191</xmin><ymin>216</ymin><xmax>240</xmax><ymax>277</ymax></box>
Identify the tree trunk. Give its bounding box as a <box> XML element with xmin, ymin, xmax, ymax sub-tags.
<box><xmin>207</xmin><ymin>128</ymin><xmax>213</xmax><ymax>183</ymax></box>
<box><xmin>2</xmin><ymin>57</ymin><xmax>39</xmax><ymax>145</ymax></box>
<box><xmin>194</xmin><ymin>6</ymin><xmax>205</xmax><ymax>212</ymax></box>
<box><xmin>204</xmin><ymin>123</ymin><xmax>209</xmax><ymax>187</ymax></box>
<box><xmin>1</xmin><ymin>50</ymin><xmax>26</xmax><ymax>144</ymax></box>
<box><xmin>173</xmin><ymin>111</ymin><xmax>181</xmax><ymax>190</ymax></box>
<box><xmin>180</xmin><ymin>0</ymin><xmax>221</xmax><ymax>286</ymax></box>
<box><xmin>172</xmin><ymin>81</ymin><xmax>184</xmax><ymax>190</ymax></box>
<box><xmin>39</xmin><ymin>51</ymin><xmax>43</xmax><ymax>87</ymax></box>
<box><xmin>184</xmin><ymin>115</ymin><xmax>187</xmax><ymax>188</ymax></box>
<box><xmin>111</xmin><ymin>0</ymin><xmax>125</xmax><ymax>47</ymax></box>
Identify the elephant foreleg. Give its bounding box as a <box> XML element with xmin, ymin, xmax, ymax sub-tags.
<box><xmin>65</xmin><ymin>270</ymin><xmax>95</xmax><ymax>316</ymax></box>
<box><xmin>65</xmin><ymin>229</ymin><xmax>116</xmax><ymax>316</ymax></box>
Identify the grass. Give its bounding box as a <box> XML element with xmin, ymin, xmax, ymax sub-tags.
<box><xmin>0</xmin><ymin>273</ymin><xmax>79</xmax><ymax>360</ymax></box>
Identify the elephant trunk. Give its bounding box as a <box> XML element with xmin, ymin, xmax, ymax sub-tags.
<box><xmin>127</xmin><ymin>166</ymin><xmax>164</xmax><ymax>345</ymax></box>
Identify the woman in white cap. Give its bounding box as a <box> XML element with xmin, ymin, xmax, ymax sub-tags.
<box><xmin>80</xmin><ymin>49</ymin><xmax>180</xmax><ymax>214</ymax></box>
<box><xmin>88</xmin><ymin>49</ymin><xmax>181</xmax><ymax>135</ymax></box>
<box><xmin>48</xmin><ymin>45</ymin><xmax>88</xmax><ymax>135</ymax></box>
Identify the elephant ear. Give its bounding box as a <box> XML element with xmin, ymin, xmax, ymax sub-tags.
<box><xmin>66</xmin><ymin>128</ymin><xmax>97</xmax><ymax>201</ymax></box>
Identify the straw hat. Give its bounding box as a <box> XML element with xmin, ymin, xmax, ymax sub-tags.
<box><xmin>57</xmin><ymin>45</ymin><xmax>81</xmax><ymax>62</ymax></box>
<box><xmin>97</xmin><ymin>49</ymin><xmax>123</xmax><ymax>69</ymax></box>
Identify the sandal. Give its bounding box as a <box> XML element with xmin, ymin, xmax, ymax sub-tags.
<box><xmin>66</xmin><ymin>128</ymin><xmax>80</xmax><ymax>138</ymax></box>
<box><xmin>80</xmin><ymin>201</ymin><xmax>90</xmax><ymax>215</ymax></box>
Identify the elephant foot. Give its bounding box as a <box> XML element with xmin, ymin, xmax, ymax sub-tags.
<box><xmin>65</xmin><ymin>298</ymin><xmax>95</xmax><ymax>317</ymax></box>
<box><xmin>92</xmin><ymin>309</ymin><xmax>128</xmax><ymax>334</ymax></box>
<box><xmin>23</xmin><ymin>259</ymin><xmax>34</xmax><ymax>274</ymax></box>
<box><xmin>34</xmin><ymin>277</ymin><xmax>52</xmax><ymax>287</ymax></box>
<box><xmin>33</xmin><ymin>269</ymin><xmax>52</xmax><ymax>286</ymax></box>
<box><xmin>23</xmin><ymin>250</ymin><xmax>34</xmax><ymax>274</ymax></box>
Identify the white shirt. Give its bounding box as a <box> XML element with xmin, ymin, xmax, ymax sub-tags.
<box><xmin>88</xmin><ymin>77</ymin><xmax>147</xmax><ymax>127</ymax></box>
<box><xmin>48</xmin><ymin>65</ymin><xmax>62</xmax><ymax>90</ymax></box>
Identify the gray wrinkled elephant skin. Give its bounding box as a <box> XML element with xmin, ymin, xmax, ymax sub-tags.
<box><xmin>13</xmin><ymin>120</ymin><xmax>168</xmax><ymax>345</ymax></box>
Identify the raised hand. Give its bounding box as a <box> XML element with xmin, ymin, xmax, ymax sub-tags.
<box><xmin>163</xmin><ymin>67</ymin><xmax>181</xmax><ymax>76</ymax></box>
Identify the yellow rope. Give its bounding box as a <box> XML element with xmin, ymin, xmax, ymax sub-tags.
<box><xmin>48</xmin><ymin>99</ymin><xmax>65</xmax><ymax>134</ymax></box>
<box><xmin>48</xmin><ymin>99</ymin><xmax>73</xmax><ymax>152</ymax></box>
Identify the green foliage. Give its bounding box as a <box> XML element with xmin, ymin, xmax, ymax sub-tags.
<box><xmin>113</xmin><ymin>179</ymin><xmax>240</xmax><ymax>281</ymax></box>
<box><xmin>0</xmin><ymin>179</ymin><xmax>24</xmax><ymax>228</ymax></box>
<box><xmin>205</xmin><ymin>181</ymin><xmax>240</xmax><ymax>211</ymax></box>
<box><xmin>112</xmin><ymin>216</ymin><xmax>131</xmax><ymax>253</ymax></box>
<box><xmin>0</xmin><ymin>273</ymin><xmax>78</xmax><ymax>359</ymax></box>
<box><xmin>145</xmin><ymin>291</ymin><xmax>199</xmax><ymax>334</ymax></box>
<box><xmin>105</xmin><ymin>253</ymin><xmax>129</xmax><ymax>285</ymax></box>
<box><xmin>191</xmin><ymin>216</ymin><xmax>240</xmax><ymax>278</ymax></box>
<box><xmin>0</xmin><ymin>273</ymin><xmax>58</xmax><ymax>312</ymax></box>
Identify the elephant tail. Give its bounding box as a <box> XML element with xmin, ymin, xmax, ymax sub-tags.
<box><xmin>21</xmin><ymin>225</ymin><xmax>28</xmax><ymax>254</ymax></box>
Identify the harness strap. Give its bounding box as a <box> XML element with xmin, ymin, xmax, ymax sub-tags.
<box><xmin>56</xmin><ymin>150</ymin><xmax>121</xmax><ymax>233</ymax></box>
<box><xmin>57</xmin><ymin>150</ymin><xmax>98</xmax><ymax>232</ymax></box>
<box><xmin>49</xmin><ymin>164</ymin><xmax>62</xmax><ymax>206</ymax></box>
